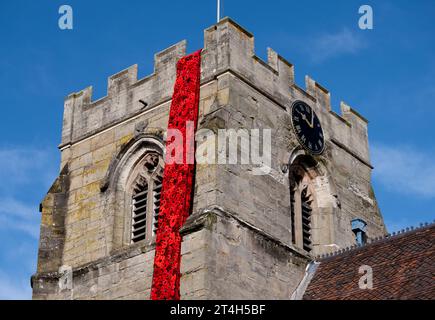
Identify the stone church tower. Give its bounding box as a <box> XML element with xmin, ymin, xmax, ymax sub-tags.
<box><xmin>32</xmin><ymin>18</ymin><xmax>386</xmax><ymax>299</ymax></box>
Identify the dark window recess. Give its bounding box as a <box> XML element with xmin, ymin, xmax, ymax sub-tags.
<box><xmin>153</xmin><ymin>174</ymin><xmax>163</xmax><ymax>235</ymax></box>
<box><xmin>301</xmin><ymin>188</ymin><xmax>313</xmax><ymax>252</ymax></box>
<box><xmin>131</xmin><ymin>184</ymin><xmax>148</xmax><ymax>243</ymax></box>
<box><xmin>352</xmin><ymin>219</ymin><xmax>368</xmax><ymax>245</ymax></box>
<box><xmin>290</xmin><ymin>188</ymin><xmax>296</xmax><ymax>244</ymax></box>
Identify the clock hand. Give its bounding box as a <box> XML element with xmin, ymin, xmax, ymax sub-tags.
<box><xmin>295</xmin><ymin>110</ymin><xmax>314</xmax><ymax>128</ymax></box>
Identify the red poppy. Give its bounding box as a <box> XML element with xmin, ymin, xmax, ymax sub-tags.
<box><xmin>150</xmin><ymin>49</ymin><xmax>201</xmax><ymax>300</ymax></box>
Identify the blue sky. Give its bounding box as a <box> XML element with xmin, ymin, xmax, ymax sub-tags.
<box><xmin>0</xmin><ymin>0</ymin><xmax>434</xmax><ymax>299</ymax></box>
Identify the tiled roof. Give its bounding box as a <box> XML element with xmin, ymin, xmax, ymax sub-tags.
<box><xmin>303</xmin><ymin>223</ymin><xmax>435</xmax><ymax>300</ymax></box>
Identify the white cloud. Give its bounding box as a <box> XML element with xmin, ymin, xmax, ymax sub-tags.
<box><xmin>308</xmin><ymin>28</ymin><xmax>366</xmax><ymax>63</ymax></box>
<box><xmin>0</xmin><ymin>147</ymin><xmax>56</xmax><ymax>240</ymax></box>
<box><xmin>0</xmin><ymin>198</ymin><xmax>40</xmax><ymax>239</ymax></box>
<box><xmin>0</xmin><ymin>146</ymin><xmax>57</xmax><ymax>299</ymax></box>
<box><xmin>372</xmin><ymin>144</ymin><xmax>435</xmax><ymax>198</ymax></box>
<box><xmin>0</xmin><ymin>147</ymin><xmax>57</xmax><ymax>190</ymax></box>
<box><xmin>0</xmin><ymin>197</ymin><xmax>35</xmax><ymax>219</ymax></box>
<box><xmin>0</xmin><ymin>216</ymin><xmax>39</xmax><ymax>240</ymax></box>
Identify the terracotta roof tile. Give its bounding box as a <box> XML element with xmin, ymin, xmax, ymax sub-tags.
<box><xmin>303</xmin><ymin>223</ymin><xmax>435</xmax><ymax>300</ymax></box>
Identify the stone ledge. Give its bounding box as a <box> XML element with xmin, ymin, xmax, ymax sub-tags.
<box><xmin>331</xmin><ymin>138</ymin><xmax>373</xmax><ymax>169</ymax></box>
<box><xmin>181</xmin><ymin>205</ymin><xmax>311</xmax><ymax>261</ymax></box>
<box><xmin>31</xmin><ymin>241</ymin><xmax>155</xmax><ymax>287</ymax></box>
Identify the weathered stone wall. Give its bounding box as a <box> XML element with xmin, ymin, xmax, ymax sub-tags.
<box><xmin>195</xmin><ymin>18</ymin><xmax>385</xmax><ymax>255</ymax></box>
<box><xmin>33</xmin><ymin>40</ymin><xmax>188</xmax><ymax>299</ymax></box>
<box><xmin>32</xmin><ymin>244</ymin><xmax>155</xmax><ymax>300</ymax></box>
<box><xmin>33</xmin><ymin>17</ymin><xmax>386</xmax><ymax>300</ymax></box>
<box><xmin>180</xmin><ymin>208</ymin><xmax>309</xmax><ymax>300</ymax></box>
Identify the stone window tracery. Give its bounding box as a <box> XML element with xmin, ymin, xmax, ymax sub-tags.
<box><xmin>127</xmin><ymin>152</ymin><xmax>164</xmax><ymax>244</ymax></box>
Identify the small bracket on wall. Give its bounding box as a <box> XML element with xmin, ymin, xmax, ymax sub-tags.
<box><xmin>139</xmin><ymin>99</ymin><xmax>148</xmax><ymax>108</ymax></box>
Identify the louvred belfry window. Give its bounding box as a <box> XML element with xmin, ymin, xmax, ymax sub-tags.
<box><xmin>289</xmin><ymin>159</ymin><xmax>317</xmax><ymax>254</ymax></box>
<box><xmin>131</xmin><ymin>183</ymin><xmax>148</xmax><ymax>243</ymax></box>
<box><xmin>128</xmin><ymin>153</ymin><xmax>163</xmax><ymax>244</ymax></box>
<box><xmin>152</xmin><ymin>173</ymin><xmax>163</xmax><ymax>235</ymax></box>
<box><xmin>301</xmin><ymin>187</ymin><xmax>313</xmax><ymax>252</ymax></box>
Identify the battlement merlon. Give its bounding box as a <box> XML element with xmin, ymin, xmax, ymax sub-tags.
<box><xmin>305</xmin><ymin>76</ymin><xmax>331</xmax><ymax>111</ymax></box>
<box><xmin>59</xmin><ymin>17</ymin><xmax>371</xmax><ymax>164</ymax></box>
<box><xmin>61</xmin><ymin>86</ymin><xmax>93</xmax><ymax>146</ymax></box>
<box><xmin>202</xmin><ymin>17</ymin><xmax>371</xmax><ymax>162</ymax></box>
<box><xmin>60</xmin><ymin>40</ymin><xmax>187</xmax><ymax>147</ymax></box>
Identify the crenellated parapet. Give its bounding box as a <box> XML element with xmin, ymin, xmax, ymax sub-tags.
<box><xmin>60</xmin><ymin>40</ymin><xmax>187</xmax><ymax>148</ymax></box>
<box><xmin>60</xmin><ymin>17</ymin><xmax>371</xmax><ymax>165</ymax></box>
<box><xmin>202</xmin><ymin>17</ymin><xmax>371</xmax><ymax>165</ymax></box>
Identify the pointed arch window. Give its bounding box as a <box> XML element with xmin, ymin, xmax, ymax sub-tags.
<box><xmin>101</xmin><ymin>134</ymin><xmax>165</xmax><ymax>250</ymax></box>
<box><xmin>128</xmin><ymin>152</ymin><xmax>164</xmax><ymax>244</ymax></box>
<box><xmin>289</xmin><ymin>155</ymin><xmax>318</xmax><ymax>253</ymax></box>
<box><xmin>288</xmin><ymin>151</ymin><xmax>339</xmax><ymax>256</ymax></box>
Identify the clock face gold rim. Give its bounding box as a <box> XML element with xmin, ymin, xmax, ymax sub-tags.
<box><xmin>290</xmin><ymin>100</ymin><xmax>325</xmax><ymax>156</ymax></box>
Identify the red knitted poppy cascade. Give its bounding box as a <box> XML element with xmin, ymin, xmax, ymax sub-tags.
<box><xmin>150</xmin><ymin>50</ymin><xmax>202</xmax><ymax>300</ymax></box>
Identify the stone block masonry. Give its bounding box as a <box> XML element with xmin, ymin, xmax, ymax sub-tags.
<box><xmin>32</xmin><ymin>17</ymin><xmax>386</xmax><ymax>300</ymax></box>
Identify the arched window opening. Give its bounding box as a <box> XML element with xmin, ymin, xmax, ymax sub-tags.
<box><xmin>126</xmin><ymin>152</ymin><xmax>164</xmax><ymax>245</ymax></box>
<box><xmin>103</xmin><ymin>134</ymin><xmax>165</xmax><ymax>251</ymax></box>
<box><xmin>288</xmin><ymin>150</ymin><xmax>338</xmax><ymax>256</ymax></box>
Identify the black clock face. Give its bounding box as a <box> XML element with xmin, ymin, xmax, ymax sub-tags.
<box><xmin>290</xmin><ymin>101</ymin><xmax>325</xmax><ymax>155</ymax></box>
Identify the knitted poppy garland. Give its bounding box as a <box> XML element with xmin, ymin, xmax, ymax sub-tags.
<box><xmin>150</xmin><ymin>50</ymin><xmax>202</xmax><ymax>300</ymax></box>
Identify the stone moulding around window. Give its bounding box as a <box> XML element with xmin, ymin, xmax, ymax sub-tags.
<box><xmin>100</xmin><ymin>133</ymin><xmax>165</xmax><ymax>193</ymax></box>
<box><xmin>288</xmin><ymin>147</ymin><xmax>339</xmax><ymax>256</ymax></box>
<box><xmin>98</xmin><ymin>133</ymin><xmax>165</xmax><ymax>251</ymax></box>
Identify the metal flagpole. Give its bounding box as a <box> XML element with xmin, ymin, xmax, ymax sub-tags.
<box><xmin>217</xmin><ymin>0</ymin><xmax>220</xmax><ymax>22</ymax></box>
